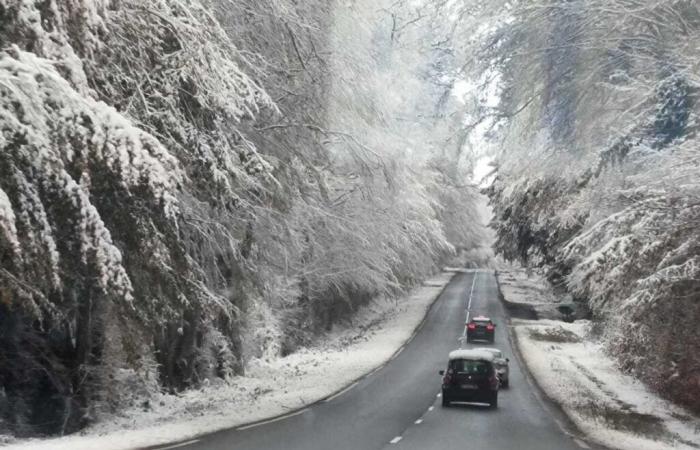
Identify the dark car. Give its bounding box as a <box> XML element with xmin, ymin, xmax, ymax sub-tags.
<box><xmin>474</xmin><ymin>347</ymin><xmax>510</xmax><ymax>388</ymax></box>
<box><xmin>466</xmin><ymin>316</ymin><xmax>496</xmax><ymax>343</ymax></box>
<box><xmin>440</xmin><ymin>349</ymin><xmax>499</xmax><ymax>408</ymax></box>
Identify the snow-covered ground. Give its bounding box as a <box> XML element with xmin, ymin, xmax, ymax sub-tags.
<box><xmin>4</xmin><ymin>272</ymin><xmax>455</xmax><ymax>450</ymax></box>
<box><xmin>496</xmin><ymin>261</ymin><xmax>558</xmax><ymax>306</ymax></box>
<box><xmin>500</xmin><ymin>268</ymin><xmax>700</xmax><ymax>450</ymax></box>
<box><xmin>495</xmin><ymin>260</ymin><xmax>566</xmax><ymax>320</ymax></box>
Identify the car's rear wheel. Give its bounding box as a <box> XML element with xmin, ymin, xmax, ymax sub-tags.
<box><xmin>489</xmin><ymin>392</ymin><xmax>498</xmax><ymax>409</ymax></box>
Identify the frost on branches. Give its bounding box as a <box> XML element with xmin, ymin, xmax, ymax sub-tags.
<box><xmin>0</xmin><ymin>47</ymin><xmax>186</xmax><ymax>434</ymax></box>
<box><xmin>471</xmin><ymin>0</ymin><xmax>700</xmax><ymax>412</ymax></box>
<box><xmin>0</xmin><ymin>0</ymin><xmax>278</xmax><ymax>436</ymax></box>
<box><xmin>0</xmin><ymin>0</ymin><xmax>488</xmax><ymax>437</ymax></box>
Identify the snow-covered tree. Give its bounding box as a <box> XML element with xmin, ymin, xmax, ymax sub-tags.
<box><xmin>461</xmin><ymin>0</ymin><xmax>700</xmax><ymax>412</ymax></box>
<box><xmin>0</xmin><ymin>0</ymin><xmax>487</xmax><ymax>435</ymax></box>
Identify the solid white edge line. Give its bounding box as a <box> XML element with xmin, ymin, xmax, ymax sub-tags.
<box><xmin>185</xmin><ymin>274</ymin><xmax>455</xmax><ymax>442</ymax></box>
<box><xmin>155</xmin><ymin>439</ymin><xmax>200</xmax><ymax>450</ymax></box>
<box><xmin>502</xmin><ymin>294</ymin><xmax>592</xmax><ymax>450</ymax></box>
<box><xmin>390</xmin><ymin>436</ymin><xmax>403</xmax><ymax>444</ymax></box>
<box><xmin>237</xmin><ymin>408</ymin><xmax>308</xmax><ymax>431</ymax></box>
<box><xmin>324</xmin><ymin>381</ymin><xmax>360</xmax><ymax>403</ymax></box>
<box><xmin>224</xmin><ymin>275</ymin><xmax>458</xmax><ymax>438</ymax></box>
<box><xmin>574</xmin><ymin>438</ymin><xmax>591</xmax><ymax>449</ymax></box>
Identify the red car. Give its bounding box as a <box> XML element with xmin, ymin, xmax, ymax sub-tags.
<box><xmin>466</xmin><ymin>316</ymin><xmax>496</xmax><ymax>343</ymax></box>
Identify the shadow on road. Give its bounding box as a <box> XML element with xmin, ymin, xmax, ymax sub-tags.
<box><xmin>443</xmin><ymin>402</ymin><xmax>497</xmax><ymax>413</ymax></box>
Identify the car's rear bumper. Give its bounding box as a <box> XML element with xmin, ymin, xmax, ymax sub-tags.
<box><xmin>466</xmin><ymin>331</ymin><xmax>494</xmax><ymax>341</ymax></box>
<box><xmin>442</xmin><ymin>386</ymin><xmax>496</xmax><ymax>403</ymax></box>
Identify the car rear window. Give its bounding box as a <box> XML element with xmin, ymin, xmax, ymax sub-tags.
<box><xmin>451</xmin><ymin>359</ymin><xmax>491</xmax><ymax>375</ymax></box>
<box><xmin>474</xmin><ymin>320</ymin><xmax>490</xmax><ymax>326</ymax></box>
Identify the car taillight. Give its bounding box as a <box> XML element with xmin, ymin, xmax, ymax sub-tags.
<box><xmin>443</xmin><ymin>370</ymin><xmax>453</xmax><ymax>385</ymax></box>
<box><xmin>486</xmin><ymin>324</ymin><xmax>494</xmax><ymax>331</ymax></box>
<box><xmin>467</xmin><ymin>323</ymin><xmax>476</xmax><ymax>330</ymax></box>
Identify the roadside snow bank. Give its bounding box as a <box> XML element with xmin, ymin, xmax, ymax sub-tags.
<box><xmin>5</xmin><ymin>272</ymin><xmax>454</xmax><ymax>450</ymax></box>
<box><xmin>496</xmin><ymin>260</ymin><xmax>584</xmax><ymax>320</ymax></box>
<box><xmin>496</xmin><ymin>261</ymin><xmax>558</xmax><ymax>306</ymax></box>
<box><xmin>443</xmin><ymin>267</ymin><xmax>483</xmax><ymax>274</ymax></box>
<box><xmin>513</xmin><ymin>319</ymin><xmax>700</xmax><ymax>450</ymax></box>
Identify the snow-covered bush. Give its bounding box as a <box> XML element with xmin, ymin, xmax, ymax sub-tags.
<box><xmin>464</xmin><ymin>0</ymin><xmax>700</xmax><ymax>412</ymax></box>
<box><xmin>0</xmin><ymin>46</ymin><xmax>189</xmax><ymax>434</ymax></box>
<box><xmin>0</xmin><ymin>0</ymin><xmax>277</xmax><ymax>435</ymax></box>
<box><xmin>560</xmin><ymin>144</ymin><xmax>700</xmax><ymax>409</ymax></box>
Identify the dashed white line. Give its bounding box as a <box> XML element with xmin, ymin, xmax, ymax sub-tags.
<box><xmin>462</xmin><ymin>273</ymin><xmax>479</xmax><ymax>337</ymax></box>
<box><xmin>436</xmin><ymin>393</ymin><xmax>442</xmax><ymax>398</ymax></box>
<box><xmin>574</xmin><ymin>438</ymin><xmax>591</xmax><ymax>449</ymax></box>
<box><xmin>390</xmin><ymin>436</ymin><xmax>403</xmax><ymax>444</ymax></box>
<box><xmin>155</xmin><ymin>440</ymin><xmax>200</xmax><ymax>450</ymax></box>
<box><xmin>414</xmin><ymin>419</ymin><xmax>423</xmax><ymax>425</ymax></box>
<box><xmin>428</xmin><ymin>406</ymin><xmax>434</xmax><ymax>412</ymax></box>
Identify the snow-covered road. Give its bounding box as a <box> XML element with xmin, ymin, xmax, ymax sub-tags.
<box><xmin>160</xmin><ymin>271</ymin><xmax>595</xmax><ymax>450</ymax></box>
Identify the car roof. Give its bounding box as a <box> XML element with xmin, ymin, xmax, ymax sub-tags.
<box><xmin>448</xmin><ymin>349</ymin><xmax>494</xmax><ymax>362</ymax></box>
<box><xmin>473</xmin><ymin>347</ymin><xmax>503</xmax><ymax>355</ymax></box>
<box><xmin>471</xmin><ymin>316</ymin><xmax>491</xmax><ymax>321</ymax></box>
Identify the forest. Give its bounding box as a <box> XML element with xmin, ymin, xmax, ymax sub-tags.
<box><xmin>0</xmin><ymin>0</ymin><xmax>488</xmax><ymax>437</ymax></box>
<box><xmin>1</xmin><ymin>0</ymin><xmax>698</xmax><ymax>439</ymax></box>
<box><xmin>476</xmin><ymin>0</ymin><xmax>700</xmax><ymax>413</ymax></box>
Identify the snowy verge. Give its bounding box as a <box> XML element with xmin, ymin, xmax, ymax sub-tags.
<box><xmin>443</xmin><ymin>267</ymin><xmax>483</xmax><ymax>273</ymax></box>
<box><xmin>4</xmin><ymin>272</ymin><xmax>455</xmax><ymax>450</ymax></box>
<box><xmin>496</xmin><ymin>259</ymin><xmax>574</xmax><ymax>320</ymax></box>
<box><xmin>512</xmin><ymin>319</ymin><xmax>700</xmax><ymax>450</ymax></box>
<box><xmin>496</xmin><ymin>258</ymin><xmax>560</xmax><ymax>307</ymax></box>
<box><xmin>495</xmin><ymin>260</ymin><xmax>558</xmax><ymax>306</ymax></box>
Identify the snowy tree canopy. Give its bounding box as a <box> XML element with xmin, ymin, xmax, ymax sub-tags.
<box><xmin>448</xmin><ymin>0</ymin><xmax>700</xmax><ymax>413</ymax></box>
<box><xmin>0</xmin><ymin>0</ymin><xmax>489</xmax><ymax>436</ymax></box>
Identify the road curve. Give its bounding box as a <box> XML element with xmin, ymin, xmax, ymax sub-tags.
<box><xmin>159</xmin><ymin>271</ymin><xmax>592</xmax><ymax>450</ymax></box>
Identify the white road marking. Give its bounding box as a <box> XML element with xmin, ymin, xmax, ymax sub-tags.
<box><xmin>324</xmin><ymin>381</ymin><xmax>360</xmax><ymax>402</ymax></box>
<box><xmin>574</xmin><ymin>438</ymin><xmax>591</xmax><ymax>449</ymax></box>
<box><xmin>461</xmin><ymin>273</ymin><xmax>479</xmax><ymax>338</ymax></box>
<box><xmin>390</xmin><ymin>436</ymin><xmax>403</xmax><ymax>444</ymax></box>
<box><xmin>436</xmin><ymin>393</ymin><xmax>442</xmax><ymax>398</ymax></box>
<box><xmin>155</xmin><ymin>440</ymin><xmax>200</xmax><ymax>450</ymax></box>
<box><xmin>414</xmin><ymin>419</ymin><xmax>423</xmax><ymax>424</ymax></box>
<box><xmin>237</xmin><ymin>409</ymin><xmax>307</xmax><ymax>431</ymax></box>
<box><xmin>368</xmin><ymin>365</ymin><xmax>383</xmax><ymax>377</ymax></box>
<box><xmin>428</xmin><ymin>406</ymin><xmax>434</xmax><ymax>412</ymax></box>
<box><xmin>505</xmin><ymin>319</ymin><xmax>585</xmax><ymax>448</ymax></box>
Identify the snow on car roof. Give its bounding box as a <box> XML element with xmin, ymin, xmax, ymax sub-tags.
<box><xmin>473</xmin><ymin>347</ymin><xmax>502</xmax><ymax>355</ymax></box>
<box><xmin>448</xmin><ymin>349</ymin><xmax>494</xmax><ymax>361</ymax></box>
<box><xmin>472</xmin><ymin>316</ymin><xmax>491</xmax><ymax>321</ymax></box>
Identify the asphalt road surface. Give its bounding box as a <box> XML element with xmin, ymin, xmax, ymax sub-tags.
<box><xmin>162</xmin><ymin>271</ymin><xmax>594</xmax><ymax>450</ymax></box>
